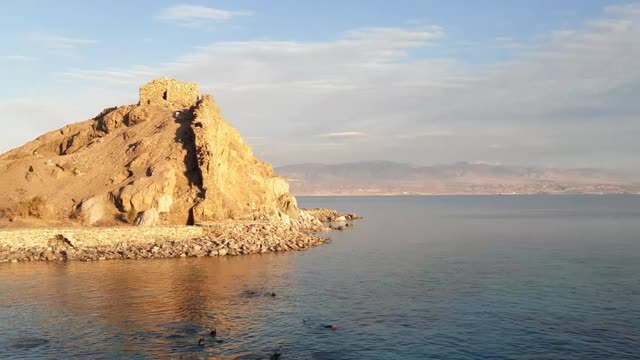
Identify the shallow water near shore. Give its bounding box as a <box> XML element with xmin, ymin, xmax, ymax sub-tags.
<box><xmin>1</xmin><ymin>195</ymin><xmax>640</xmax><ymax>359</ymax></box>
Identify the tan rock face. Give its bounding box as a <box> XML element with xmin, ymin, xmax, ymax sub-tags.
<box><xmin>0</xmin><ymin>78</ymin><xmax>300</xmax><ymax>227</ymax></box>
<box><xmin>190</xmin><ymin>95</ymin><xmax>299</xmax><ymax>221</ymax></box>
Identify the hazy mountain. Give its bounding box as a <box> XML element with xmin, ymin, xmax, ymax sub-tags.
<box><xmin>276</xmin><ymin>161</ymin><xmax>640</xmax><ymax>196</ymax></box>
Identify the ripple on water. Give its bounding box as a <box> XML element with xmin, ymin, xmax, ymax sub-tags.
<box><xmin>9</xmin><ymin>336</ymin><xmax>50</xmax><ymax>350</ymax></box>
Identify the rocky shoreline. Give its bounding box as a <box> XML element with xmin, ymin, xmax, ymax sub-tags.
<box><xmin>303</xmin><ymin>208</ymin><xmax>361</xmax><ymax>222</ymax></box>
<box><xmin>0</xmin><ymin>209</ymin><xmax>359</xmax><ymax>263</ymax></box>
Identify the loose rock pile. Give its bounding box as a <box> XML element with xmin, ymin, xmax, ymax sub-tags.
<box><xmin>303</xmin><ymin>208</ymin><xmax>361</xmax><ymax>222</ymax></box>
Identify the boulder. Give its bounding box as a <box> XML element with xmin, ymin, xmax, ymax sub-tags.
<box><xmin>117</xmin><ymin>165</ymin><xmax>176</xmax><ymax>214</ymax></box>
<box><xmin>77</xmin><ymin>196</ymin><xmax>105</xmax><ymax>225</ymax></box>
<box><xmin>134</xmin><ymin>208</ymin><xmax>160</xmax><ymax>227</ymax></box>
<box><xmin>127</xmin><ymin>104</ymin><xmax>160</xmax><ymax>126</ymax></box>
<box><xmin>97</xmin><ymin>106</ymin><xmax>133</xmax><ymax>133</ymax></box>
<box><xmin>277</xmin><ymin>193</ymin><xmax>300</xmax><ymax>219</ymax></box>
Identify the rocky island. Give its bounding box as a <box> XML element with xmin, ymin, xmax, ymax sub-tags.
<box><xmin>0</xmin><ymin>79</ymin><xmax>357</xmax><ymax>263</ymax></box>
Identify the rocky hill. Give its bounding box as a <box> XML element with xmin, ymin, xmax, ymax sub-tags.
<box><xmin>0</xmin><ymin>79</ymin><xmax>299</xmax><ymax>228</ymax></box>
<box><xmin>277</xmin><ymin>161</ymin><xmax>640</xmax><ymax>196</ymax></box>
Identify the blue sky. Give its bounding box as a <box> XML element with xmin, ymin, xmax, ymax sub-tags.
<box><xmin>1</xmin><ymin>1</ymin><xmax>639</xmax><ymax>169</ymax></box>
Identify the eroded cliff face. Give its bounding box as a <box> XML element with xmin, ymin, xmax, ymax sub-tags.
<box><xmin>0</xmin><ymin>79</ymin><xmax>299</xmax><ymax>227</ymax></box>
<box><xmin>190</xmin><ymin>95</ymin><xmax>299</xmax><ymax>222</ymax></box>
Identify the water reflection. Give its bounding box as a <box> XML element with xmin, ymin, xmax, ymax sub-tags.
<box><xmin>2</xmin><ymin>196</ymin><xmax>640</xmax><ymax>359</ymax></box>
<box><xmin>0</xmin><ymin>254</ymin><xmax>299</xmax><ymax>359</ymax></box>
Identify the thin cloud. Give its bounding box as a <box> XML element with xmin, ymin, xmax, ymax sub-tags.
<box><xmin>318</xmin><ymin>132</ymin><xmax>368</xmax><ymax>138</ymax></box>
<box><xmin>346</xmin><ymin>26</ymin><xmax>444</xmax><ymax>42</ymax></box>
<box><xmin>14</xmin><ymin>4</ymin><xmax>640</xmax><ymax>169</ymax></box>
<box><xmin>0</xmin><ymin>55</ymin><xmax>38</xmax><ymax>62</ymax></box>
<box><xmin>157</xmin><ymin>4</ymin><xmax>253</xmax><ymax>27</ymax></box>
<box><xmin>57</xmin><ymin>26</ymin><xmax>450</xmax><ymax>87</ymax></box>
<box><xmin>58</xmin><ymin>66</ymin><xmax>160</xmax><ymax>85</ymax></box>
<box><xmin>395</xmin><ymin>130</ymin><xmax>455</xmax><ymax>139</ymax></box>
<box><xmin>26</xmin><ymin>32</ymin><xmax>97</xmax><ymax>49</ymax></box>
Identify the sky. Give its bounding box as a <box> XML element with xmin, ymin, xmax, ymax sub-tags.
<box><xmin>0</xmin><ymin>0</ymin><xmax>639</xmax><ymax>170</ymax></box>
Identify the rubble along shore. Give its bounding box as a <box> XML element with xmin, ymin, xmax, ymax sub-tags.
<box><xmin>303</xmin><ymin>208</ymin><xmax>361</xmax><ymax>222</ymax></box>
<box><xmin>0</xmin><ymin>209</ymin><xmax>360</xmax><ymax>263</ymax></box>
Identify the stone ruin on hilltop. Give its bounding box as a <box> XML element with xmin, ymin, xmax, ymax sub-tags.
<box><xmin>139</xmin><ymin>78</ymin><xmax>200</xmax><ymax>109</ymax></box>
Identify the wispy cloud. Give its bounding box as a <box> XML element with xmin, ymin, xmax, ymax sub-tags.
<box><xmin>21</xmin><ymin>4</ymin><xmax>640</xmax><ymax>169</ymax></box>
<box><xmin>157</xmin><ymin>4</ymin><xmax>253</xmax><ymax>28</ymax></box>
<box><xmin>58</xmin><ymin>66</ymin><xmax>160</xmax><ymax>85</ymax></box>
<box><xmin>26</xmin><ymin>32</ymin><xmax>97</xmax><ymax>49</ymax></box>
<box><xmin>318</xmin><ymin>132</ymin><xmax>368</xmax><ymax>138</ymax></box>
<box><xmin>492</xmin><ymin>36</ymin><xmax>525</xmax><ymax>50</ymax></box>
<box><xmin>57</xmin><ymin>26</ymin><xmax>450</xmax><ymax>88</ymax></box>
<box><xmin>346</xmin><ymin>26</ymin><xmax>444</xmax><ymax>42</ymax></box>
<box><xmin>395</xmin><ymin>130</ymin><xmax>455</xmax><ymax>139</ymax></box>
<box><xmin>605</xmin><ymin>3</ymin><xmax>640</xmax><ymax>16</ymax></box>
<box><xmin>0</xmin><ymin>55</ymin><xmax>38</xmax><ymax>62</ymax></box>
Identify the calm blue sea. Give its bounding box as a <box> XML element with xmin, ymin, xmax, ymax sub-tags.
<box><xmin>1</xmin><ymin>196</ymin><xmax>639</xmax><ymax>359</ymax></box>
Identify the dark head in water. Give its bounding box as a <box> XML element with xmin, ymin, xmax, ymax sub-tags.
<box><xmin>209</xmin><ymin>327</ymin><xmax>217</xmax><ymax>337</ymax></box>
<box><xmin>198</xmin><ymin>336</ymin><xmax>205</xmax><ymax>346</ymax></box>
<box><xmin>270</xmin><ymin>346</ymin><xmax>283</xmax><ymax>360</ymax></box>
<box><xmin>270</xmin><ymin>292</ymin><xmax>276</xmax><ymax>297</ymax></box>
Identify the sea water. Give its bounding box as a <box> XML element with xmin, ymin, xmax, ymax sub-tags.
<box><xmin>1</xmin><ymin>196</ymin><xmax>639</xmax><ymax>359</ymax></box>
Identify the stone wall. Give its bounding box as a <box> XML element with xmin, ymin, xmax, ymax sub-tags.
<box><xmin>139</xmin><ymin>78</ymin><xmax>200</xmax><ymax>109</ymax></box>
<box><xmin>0</xmin><ymin>214</ymin><xmax>335</xmax><ymax>262</ymax></box>
<box><xmin>0</xmin><ymin>226</ymin><xmax>206</xmax><ymax>249</ymax></box>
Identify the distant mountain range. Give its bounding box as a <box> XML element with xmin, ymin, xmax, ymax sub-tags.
<box><xmin>276</xmin><ymin>161</ymin><xmax>640</xmax><ymax>196</ymax></box>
